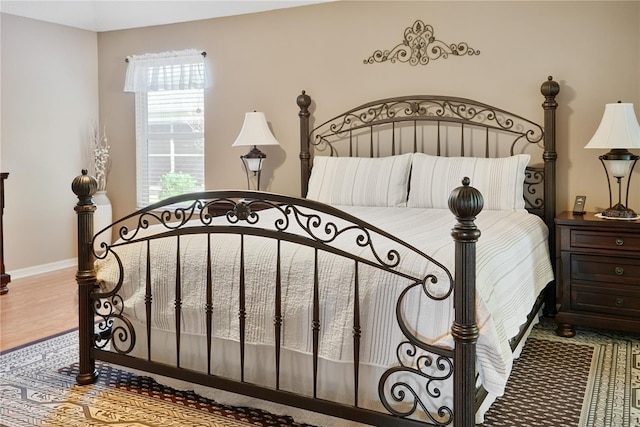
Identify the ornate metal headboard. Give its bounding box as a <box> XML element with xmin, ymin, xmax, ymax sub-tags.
<box><xmin>296</xmin><ymin>76</ymin><xmax>560</xmax><ymax>313</ymax></box>
<box><xmin>297</xmin><ymin>77</ymin><xmax>558</xmax><ymax>217</ymax></box>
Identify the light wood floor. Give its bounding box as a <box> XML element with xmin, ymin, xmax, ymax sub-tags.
<box><xmin>0</xmin><ymin>267</ymin><xmax>78</xmax><ymax>352</ymax></box>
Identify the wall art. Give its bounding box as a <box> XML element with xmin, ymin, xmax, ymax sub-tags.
<box><xmin>364</xmin><ymin>20</ymin><xmax>479</xmax><ymax>66</ymax></box>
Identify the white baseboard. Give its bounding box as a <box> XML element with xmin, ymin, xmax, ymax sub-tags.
<box><xmin>9</xmin><ymin>258</ymin><xmax>76</xmax><ymax>282</ymax></box>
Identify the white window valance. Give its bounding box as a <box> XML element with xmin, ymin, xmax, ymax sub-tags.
<box><xmin>124</xmin><ymin>49</ymin><xmax>206</xmax><ymax>92</ymax></box>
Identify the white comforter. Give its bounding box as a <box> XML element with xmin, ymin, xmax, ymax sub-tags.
<box><xmin>96</xmin><ymin>206</ymin><xmax>553</xmax><ymax>403</ymax></box>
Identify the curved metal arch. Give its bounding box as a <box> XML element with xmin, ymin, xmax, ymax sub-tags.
<box><xmin>309</xmin><ymin>96</ymin><xmax>544</xmax><ymax>154</ymax></box>
<box><xmin>95</xmin><ymin>191</ymin><xmax>448</xmax><ymax>272</ymax></box>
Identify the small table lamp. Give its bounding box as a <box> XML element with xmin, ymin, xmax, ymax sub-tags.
<box><xmin>232</xmin><ymin>111</ymin><xmax>280</xmax><ymax>190</ymax></box>
<box><xmin>585</xmin><ymin>102</ymin><xmax>640</xmax><ymax>218</ymax></box>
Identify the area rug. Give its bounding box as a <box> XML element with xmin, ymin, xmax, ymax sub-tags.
<box><xmin>1</xmin><ymin>319</ymin><xmax>638</xmax><ymax>427</ymax></box>
<box><xmin>482</xmin><ymin>318</ymin><xmax>640</xmax><ymax>427</ymax></box>
<box><xmin>0</xmin><ymin>329</ymin><xmax>312</xmax><ymax>427</ymax></box>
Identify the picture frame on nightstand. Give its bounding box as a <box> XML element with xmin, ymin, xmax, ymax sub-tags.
<box><xmin>572</xmin><ymin>195</ymin><xmax>586</xmax><ymax>215</ymax></box>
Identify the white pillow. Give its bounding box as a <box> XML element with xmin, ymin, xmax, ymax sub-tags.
<box><xmin>306</xmin><ymin>153</ymin><xmax>413</xmax><ymax>207</ymax></box>
<box><xmin>407</xmin><ymin>153</ymin><xmax>530</xmax><ymax>210</ymax></box>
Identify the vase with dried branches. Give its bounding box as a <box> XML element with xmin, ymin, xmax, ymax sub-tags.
<box><xmin>91</xmin><ymin>122</ymin><xmax>112</xmax><ymax>248</ymax></box>
<box><xmin>92</xmin><ymin>123</ymin><xmax>110</xmax><ymax>192</ymax></box>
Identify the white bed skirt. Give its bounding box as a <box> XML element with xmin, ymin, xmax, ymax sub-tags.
<box><xmin>114</xmin><ymin>313</ymin><xmax>540</xmax><ymax>425</ymax></box>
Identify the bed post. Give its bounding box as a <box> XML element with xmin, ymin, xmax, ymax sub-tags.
<box><xmin>71</xmin><ymin>169</ymin><xmax>99</xmax><ymax>385</ymax></box>
<box><xmin>541</xmin><ymin>76</ymin><xmax>560</xmax><ymax>317</ymax></box>
<box><xmin>449</xmin><ymin>177</ymin><xmax>483</xmax><ymax>427</ymax></box>
<box><xmin>297</xmin><ymin>91</ymin><xmax>312</xmax><ymax>197</ymax></box>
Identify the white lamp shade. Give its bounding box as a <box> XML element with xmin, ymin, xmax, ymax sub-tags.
<box><xmin>232</xmin><ymin>112</ymin><xmax>280</xmax><ymax>147</ymax></box>
<box><xmin>585</xmin><ymin>103</ymin><xmax>640</xmax><ymax>149</ymax></box>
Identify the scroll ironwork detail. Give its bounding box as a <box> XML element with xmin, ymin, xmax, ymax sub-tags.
<box><xmin>364</xmin><ymin>20</ymin><xmax>479</xmax><ymax>66</ymax></box>
<box><xmin>92</xmin><ymin>282</ymin><xmax>136</xmax><ymax>354</ymax></box>
<box><xmin>378</xmin><ymin>341</ymin><xmax>454</xmax><ymax>426</ymax></box>
<box><xmin>524</xmin><ymin>168</ymin><xmax>544</xmax><ymax>211</ymax></box>
<box><xmin>310</xmin><ymin>97</ymin><xmax>544</xmax><ymax>157</ymax></box>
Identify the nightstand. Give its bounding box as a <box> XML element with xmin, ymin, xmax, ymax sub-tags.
<box><xmin>555</xmin><ymin>211</ymin><xmax>640</xmax><ymax>337</ymax></box>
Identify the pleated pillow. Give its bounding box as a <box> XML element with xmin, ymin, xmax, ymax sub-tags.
<box><xmin>407</xmin><ymin>153</ymin><xmax>530</xmax><ymax>210</ymax></box>
<box><xmin>306</xmin><ymin>153</ymin><xmax>413</xmax><ymax>207</ymax></box>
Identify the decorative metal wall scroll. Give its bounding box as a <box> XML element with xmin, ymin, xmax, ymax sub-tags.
<box><xmin>364</xmin><ymin>20</ymin><xmax>479</xmax><ymax>66</ymax></box>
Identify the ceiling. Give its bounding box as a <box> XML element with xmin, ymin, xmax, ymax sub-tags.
<box><xmin>0</xmin><ymin>1</ymin><xmax>335</xmax><ymax>32</ymax></box>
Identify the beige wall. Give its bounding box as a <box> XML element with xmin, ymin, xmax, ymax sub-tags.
<box><xmin>0</xmin><ymin>13</ymin><xmax>98</xmax><ymax>273</ymax></box>
<box><xmin>2</xmin><ymin>1</ymin><xmax>640</xmax><ymax>273</ymax></box>
<box><xmin>99</xmin><ymin>0</ymin><xmax>640</xmax><ymax>222</ymax></box>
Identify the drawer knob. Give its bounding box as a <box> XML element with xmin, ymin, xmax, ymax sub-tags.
<box><xmin>615</xmin><ymin>267</ymin><xmax>624</xmax><ymax>276</ymax></box>
<box><xmin>616</xmin><ymin>237</ymin><xmax>624</xmax><ymax>246</ymax></box>
<box><xmin>615</xmin><ymin>298</ymin><xmax>624</xmax><ymax>307</ymax></box>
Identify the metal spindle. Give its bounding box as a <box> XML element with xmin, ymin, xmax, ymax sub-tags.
<box><xmin>485</xmin><ymin>127</ymin><xmax>490</xmax><ymax>158</ymax></box>
<box><xmin>239</xmin><ymin>234</ymin><xmax>246</xmax><ymax>382</ymax></box>
<box><xmin>391</xmin><ymin>122</ymin><xmax>396</xmax><ymax>155</ymax></box>
<box><xmin>145</xmin><ymin>240</ymin><xmax>152</xmax><ymax>360</ymax></box>
<box><xmin>352</xmin><ymin>261</ymin><xmax>361</xmax><ymax>407</ymax></box>
<box><xmin>206</xmin><ymin>233</ymin><xmax>213</xmax><ymax>374</ymax></box>
<box><xmin>312</xmin><ymin>248</ymin><xmax>320</xmax><ymax>398</ymax></box>
<box><xmin>369</xmin><ymin>127</ymin><xmax>374</xmax><ymax>157</ymax></box>
<box><xmin>175</xmin><ymin>235</ymin><xmax>182</xmax><ymax>367</ymax></box>
<box><xmin>437</xmin><ymin>121</ymin><xmax>442</xmax><ymax>156</ymax></box>
<box><xmin>349</xmin><ymin>129</ymin><xmax>354</xmax><ymax>157</ymax></box>
<box><xmin>274</xmin><ymin>240</ymin><xmax>282</xmax><ymax>389</ymax></box>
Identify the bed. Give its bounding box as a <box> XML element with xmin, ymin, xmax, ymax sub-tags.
<box><xmin>72</xmin><ymin>76</ymin><xmax>560</xmax><ymax>427</ymax></box>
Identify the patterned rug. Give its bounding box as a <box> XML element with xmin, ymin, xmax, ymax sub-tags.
<box><xmin>1</xmin><ymin>318</ymin><xmax>638</xmax><ymax>427</ymax></box>
<box><xmin>0</xmin><ymin>330</ymin><xmax>311</xmax><ymax>427</ymax></box>
<box><xmin>483</xmin><ymin>318</ymin><xmax>640</xmax><ymax>427</ymax></box>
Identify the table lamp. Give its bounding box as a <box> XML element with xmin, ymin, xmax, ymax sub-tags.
<box><xmin>232</xmin><ymin>111</ymin><xmax>280</xmax><ymax>190</ymax></box>
<box><xmin>584</xmin><ymin>102</ymin><xmax>640</xmax><ymax>218</ymax></box>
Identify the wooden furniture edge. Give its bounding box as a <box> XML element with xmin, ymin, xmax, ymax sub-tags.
<box><xmin>1</xmin><ymin>172</ymin><xmax>10</xmax><ymax>295</ymax></box>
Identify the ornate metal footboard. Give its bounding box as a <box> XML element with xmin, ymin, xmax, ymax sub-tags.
<box><xmin>72</xmin><ymin>175</ymin><xmax>484</xmax><ymax>427</ymax></box>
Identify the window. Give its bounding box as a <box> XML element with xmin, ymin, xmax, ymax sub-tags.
<box><xmin>135</xmin><ymin>89</ymin><xmax>204</xmax><ymax>206</ymax></box>
<box><xmin>124</xmin><ymin>49</ymin><xmax>206</xmax><ymax>207</ymax></box>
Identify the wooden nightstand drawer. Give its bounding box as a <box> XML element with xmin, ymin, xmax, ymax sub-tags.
<box><xmin>556</xmin><ymin>212</ymin><xmax>640</xmax><ymax>336</ymax></box>
<box><xmin>570</xmin><ymin>229</ymin><xmax>640</xmax><ymax>252</ymax></box>
<box><xmin>571</xmin><ymin>253</ymin><xmax>640</xmax><ymax>285</ymax></box>
<box><xmin>572</xmin><ymin>283</ymin><xmax>640</xmax><ymax>318</ymax></box>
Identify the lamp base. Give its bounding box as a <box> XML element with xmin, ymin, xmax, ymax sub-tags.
<box><xmin>601</xmin><ymin>203</ymin><xmax>637</xmax><ymax>219</ymax></box>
